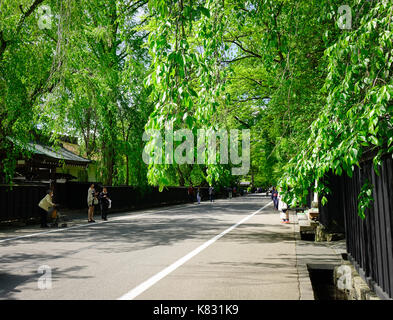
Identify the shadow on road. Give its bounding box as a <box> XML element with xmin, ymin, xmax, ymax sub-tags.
<box><xmin>0</xmin><ymin>265</ymin><xmax>92</xmax><ymax>300</ymax></box>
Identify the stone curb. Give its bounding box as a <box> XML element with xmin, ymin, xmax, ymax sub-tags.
<box><xmin>291</xmin><ymin>211</ymin><xmax>315</xmax><ymax>300</ymax></box>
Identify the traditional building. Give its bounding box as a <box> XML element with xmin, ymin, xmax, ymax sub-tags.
<box><xmin>14</xmin><ymin>141</ymin><xmax>98</xmax><ymax>184</ymax></box>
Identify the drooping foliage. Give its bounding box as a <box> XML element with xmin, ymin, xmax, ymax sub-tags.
<box><xmin>279</xmin><ymin>0</ymin><xmax>393</xmax><ymax>218</ymax></box>
<box><xmin>1</xmin><ymin>0</ymin><xmax>392</xmax><ymax>218</ymax></box>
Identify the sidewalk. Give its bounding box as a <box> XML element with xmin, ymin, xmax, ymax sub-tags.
<box><xmin>291</xmin><ymin>211</ymin><xmax>346</xmax><ymax>300</ymax></box>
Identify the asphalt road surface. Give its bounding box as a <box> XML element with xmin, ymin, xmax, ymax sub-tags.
<box><xmin>0</xmin><ymin>194</ymin><xmax>300</xmax><ymax>300</ymax></box>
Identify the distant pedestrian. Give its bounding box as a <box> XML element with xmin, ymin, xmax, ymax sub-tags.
<box><xmin>187</xmin><ymin>185</ymin><xmax>194</xmax><ymax>203</ymax></box>
<box><xmin>271</xmin><ymin>187</ymin><xmax>279</xmax><ymax>210</ymax></box>
<box><xmin>196</xmin><ymin>188</ymin><xmax>201</xmax><ymax>204</ymax></box>
<box><xmin>228</xmin><ymin>186</ymin><xmax>232</xmax><ymax>199</ymax></box>
<box><xmin>38</xmin><ymin>190</ymin><xmax>56</xmax><ymax>228</ymax></box>
<box><xmin>278</xmin><ymin>191</ymin><xmax>289</xmax><ymax>224</ymax></box>
<box><xmin>87</xmin><ymin>184</ymin><xmax>97</xmax><ymax>223</ymax></box>
<box><xmin>99</xmin><ymin>187</ymin><xmax>110</xmax><ymax>221</ymax></box>
<box><xmin>209</xmin><ymin>186</ymin><xmax>214</xmax><ymax>202</ymax></box>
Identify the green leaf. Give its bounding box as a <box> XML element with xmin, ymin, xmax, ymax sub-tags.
<box><xmin>198</xmin><ymin>6</ymin><xmax>210</xmax><ymax>18</ymax></box>
<box><xmin>189</xmin><ymin>88</ymin><xmax>198</xmax><ymax>97</ymax></box>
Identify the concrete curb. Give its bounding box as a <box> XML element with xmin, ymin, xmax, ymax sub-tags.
<box><xmin>291</xmin><ymin>211</ymin><xmax>315</xmax><ymax>300</ymax></box>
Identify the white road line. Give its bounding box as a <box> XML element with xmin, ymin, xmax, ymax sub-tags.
<box><xmin>118</xmin><ymin>201</ymin><xmax>273</xmax><ymax>300</ymax></box>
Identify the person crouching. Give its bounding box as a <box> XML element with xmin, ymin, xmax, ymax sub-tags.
<box><xmin>38</xmin><ymin>190</ymin><xmax>56</xmax><ymax>228</ymax></box>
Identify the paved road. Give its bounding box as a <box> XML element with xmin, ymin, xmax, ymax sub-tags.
<box><xmin>0</xmin><ymin>194</ymin><xmax>301</xmax><ymax>300</ymax></box>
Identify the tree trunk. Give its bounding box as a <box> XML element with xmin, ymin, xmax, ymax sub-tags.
<box><xmin>177</xmin><ymin>166</ymin><xmax>185</xmax><ymax>186</ymax></box>
<box><xmin>126</xmin><ymin>154</ymin><xmax>129</xmax><ymax>186</ymax></box>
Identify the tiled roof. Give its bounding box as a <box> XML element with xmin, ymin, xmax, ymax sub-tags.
<box><xmin>26</xmin><ymin>142</ymin><xmax>91</xmax><ymax>164</ymax></box>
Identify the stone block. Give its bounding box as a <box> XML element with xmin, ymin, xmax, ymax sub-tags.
<box><xmin>315</xmin><ymin>223</ymin><xmax>345</xmax><ymax>242</ymax></box>
<box><xmin>299</xmin><ymin>219</ymin><xmax>316</xmax><ymax>232</ymax></box>
<box><xmin>297</xmin><ymin>212</ymin><xmax>308</xmax><ymax>220</ymax></box>
<box><xmin>365</xmin><ymin>291</ymin><xmax>380</xmax><ymax>300</ymax></box>
<box><xmin>353</xmin><ymin>275</ymin><xmax>369</xmax><ymax>300</ymax></box>
<box><xmin>309</xmin><ymin>208</ymin><xmax>319</xmax><ymax>219</ymax></box>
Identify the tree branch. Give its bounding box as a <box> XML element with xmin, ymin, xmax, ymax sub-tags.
<box><xmin>233</xmin><ymin>96</ymin><xmax>270</xmax><ymax>103</ymax></box>
<box><xmin>17</xmin><ymin>0</ymin><xmax>45</xmax><ymax>33</ymax></box>
<box><xmin>1</xmin><ymin>0</ymin><xmax>45</xmax><ymax>60</ymax></box>
<box><xmin>221</xmin><ymin>55</ymin><xmax>258</xmax><ymax>63</ymax></box>
<box><xmin>234</xmin><ymin>116</ymin><xmax>251</xmax><ymax>128</ymax></box>
<box><xmin>225</xmin><ymin>39</ymin><xmax>262</xmax><ymax>59</ymax></box>
<box><xmin>0</xmin><ymin>31</ymin><xmax>7</xmax><ymax>58</ymax></box>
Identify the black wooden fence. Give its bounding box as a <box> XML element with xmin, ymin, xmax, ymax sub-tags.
<box><xmin>322</xmin><ymin>154</ymin><xmax>393</xmax><ymax>299</ymax></box>
<box><xmin>0</xmin><ymin>183</ymin><xmax>230</xmax><ymax>223</ymax></box>
<box><xmin>0</xmin><ymin>183</ymin><xmax>48</xmax><ymax>223</ymax></box>
<box><xmin>306</xmin><ymin>187</ymin><xmax>313</xmax><ymax>208</ymax></box>
<box><xmin>54</xmin><ymin>182</ymin><xmax>226</xmax><ymax>211</ymax></box>
<box><xmin>318</xmin><ymin>174</ymin><xmax>346</xmax><ymax>233</ymax></box>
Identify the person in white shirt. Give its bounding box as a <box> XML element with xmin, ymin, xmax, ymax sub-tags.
<box><xmin>278</xmin><ymin>191</ymin><xmax>289</xmax><ymax>224</ymax></box>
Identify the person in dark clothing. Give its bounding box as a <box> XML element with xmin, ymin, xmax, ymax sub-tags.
<box><xmin>271</xmin><ymin>187</ymin><xmax>279</xmax><ymax>210</ymax></box>
<box><xmin>228</xmin><ymin>186</ymin><xmax>232</xmax><ymax>199</ymax></box>
<box><xmin>187</xmin><ymin>186</ymin><xmax>194</xmax><ymax>203</ymax></box>
<box><xmin>99</xmin><ymin>187</ymin><xmax>110</xmax><ymax>221</ymax></box>
<box><xmin>209</xmin><ymin>186</ymin><xmax>214</xmax><ymax>202</ymax></box>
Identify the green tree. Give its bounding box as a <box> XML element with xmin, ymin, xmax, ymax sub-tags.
<box><xmin>0</xmin><ymin>0</ymin><xmax>64</xmax><ymax>182</ymax></box>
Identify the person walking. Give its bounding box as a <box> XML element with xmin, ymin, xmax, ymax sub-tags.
<box><xmin>209</xmin><ymin>186</ymin><xmax>214</xmax><ymax>203</ymax></box>
<box><xmin>196</xmin><ymin>187</ymin><xmax>201</xmax><ymax>204</ymax></box>
<box><xmin>228</xmin><ymin>186</ymin><xmax>232</xmax><ymax>199</ymax></box>
<box><xmin>99</xmin><ymin>187</ymin><xmax>110</xmax><ymax>221</ymax></box>
<box><xmin>278</xmin><ymin>191</ymin><xmax>289</xmax><ymax>223</ymax></box>
<box><xmin>87</xmin><ymin>184</ymin><xmax>97</xmax><ymax>223</ymax></box>
<box><xmin>38</xmin><ymin>190</ymin><xmax>56</xmax><ymax>228</ymax></box>
<box><xmin>271</xmin><ymin>187</ymin><xmax>279</xmax><ymax>210</ymax></box>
